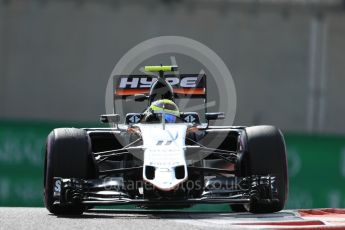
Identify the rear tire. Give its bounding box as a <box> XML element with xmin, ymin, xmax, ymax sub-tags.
<box><xmin>239</xmin><ymin>125</ymin><xmax>288</xmax><ymax>213</ymax></box>
<box><xmin>44</xmin><ymin>128</ymin><xmax>97</xmax><ymax>215</ymax></box>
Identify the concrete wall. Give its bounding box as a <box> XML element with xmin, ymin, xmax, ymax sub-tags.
<box><xmin>0</xmin><ymin>0</ymin><xmax>344</xmax><ymax>133</ymax></box>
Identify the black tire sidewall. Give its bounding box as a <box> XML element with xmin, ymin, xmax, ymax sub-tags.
<box><xmin>242</xmin><ymin>125</ymin><xmax>288</xmax><ymax>213</ymax></box>
<box><xmin>44</xmin><ymin>128</ymin><xmax>95</xmax><ymax>215</ymax></box>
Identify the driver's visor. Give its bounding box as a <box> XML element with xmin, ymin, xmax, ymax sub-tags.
<box><xmin>164</xmin><ymin>114</ymin><xmax>177</xmax><ymax>123</ymax></box>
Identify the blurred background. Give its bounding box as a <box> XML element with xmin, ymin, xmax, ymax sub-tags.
<box><xmin>0</xmin><ymin>0</ymin><xmax>345</xmax><ymax>209</ymax></box>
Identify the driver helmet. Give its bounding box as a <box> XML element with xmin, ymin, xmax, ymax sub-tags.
<box><xmin>144</xmin><ymin>99</ymin><xmax>180</xmax><ymax>123</ymax></box>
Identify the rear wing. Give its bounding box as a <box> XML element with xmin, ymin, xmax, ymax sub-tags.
<box><xmin>113</xmin><ymin>74</ymin><xmax>206</xmax><ymax>99</ymax></box>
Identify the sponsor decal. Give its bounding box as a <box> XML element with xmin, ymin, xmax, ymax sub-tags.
<box><xmin>114</xmin><ymin>74</ymin><xmax>206</xmax><ymax>96</ymax></box>
<box><xmin>118</xmin><ymin>76</ymin><xmax>199</xmax><ymax>89</ymax></box>
<box><xmin>128</xmin><ymin>115</ymin><xmax>140</xmax><ymax>124</ymax></box>
<box><xmin>184</xmin><ymin>114</ymin><xmax>196</xmax><ymax>123</ymax></box>
<box><xmin>156</xmin><ymin>140</ymin><xmax>173</xmax><ymax>146</ymax></box>
<box><xmin>53</xmin><ymin>179</ymin><xmax>61</xmax><ymax>197</ymax></box>
<box><xmin>54</xmin><ymin>180</ymin><xmax>61</xmax><ymax>193</ymax></box>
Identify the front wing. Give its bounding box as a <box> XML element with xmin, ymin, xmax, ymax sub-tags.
<box><xmin>52</xmin><ymin>175</ymin><xmax>278</xmax><ymax>207</ymax></box>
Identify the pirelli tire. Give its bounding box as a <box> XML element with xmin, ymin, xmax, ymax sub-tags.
<box><xmin>44</xmin><ymin>128</ymin><xmax>97</xmax><ymax>215</ymax></box>
<box><xmin>236</xmin><ymin>125</ymin><xmax>288</xmax><ymax>213</ymax></box>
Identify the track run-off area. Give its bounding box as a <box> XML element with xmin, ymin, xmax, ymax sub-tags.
<box><xmin>2</xmin><ymin>207</ymin><xmax>345</xmax><ymax>230</ymax></box>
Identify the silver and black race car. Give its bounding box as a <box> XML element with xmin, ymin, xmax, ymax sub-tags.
<box><xmin>43</xmin><ymin>65</ymin><xmax>288</xmax><ymax>215</ymax></box>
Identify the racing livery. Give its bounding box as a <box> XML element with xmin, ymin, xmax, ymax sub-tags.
<box><xmin>43</xmin><ymin>65</ymin><xmax>288</xmax><ymax>215</ymax></box>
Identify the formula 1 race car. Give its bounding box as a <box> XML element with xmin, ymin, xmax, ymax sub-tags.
<box><xmin>43</xmin><ymin>65</ymin><xmax>288</xmax><ymax>215</ymax></box>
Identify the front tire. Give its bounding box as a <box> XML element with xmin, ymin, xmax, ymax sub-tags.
<box><xmin>230</xmin><ymin>204</ymin><xmax>247</xmax><ymax>212</ymax></box>
<box><xmin>44</xmin><ymin>128</ymin><xmax>97</xmax><ymax>215</ymax></box>
<box><xmin>239</xmin><ymin>125</ymin><xmax>288</xmax><ymax>213</ymax></box>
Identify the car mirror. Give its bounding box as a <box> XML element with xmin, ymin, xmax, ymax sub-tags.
<box><xmin>100</xmin><ymin>114</ymin><xmax>120</xmax><ymax>123</ymax></box>
<box><xmin>134</xmin><ymin>94</ymin><xmax>148</xmax><ymax>102</ymax></box>
<box><xmin>205</xmin><ymin>112</ymin><xmax>225</xmax><ymax>121</ymax></box>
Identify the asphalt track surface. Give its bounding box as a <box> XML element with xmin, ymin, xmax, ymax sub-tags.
<box><xmin>0</xmin><ymin>207</ymin><xmax>304</xmax><ymax>230</ymax></box>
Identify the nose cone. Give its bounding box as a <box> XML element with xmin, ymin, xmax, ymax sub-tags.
<box><xmin>138</xmin><ymin>123</ymin><xmax>189</xmax><ymax>191</ymax></box>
